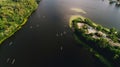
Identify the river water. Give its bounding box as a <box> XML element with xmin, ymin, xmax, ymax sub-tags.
<box><xmin>0</xmin><ymin>0</ymin><xmax>120</xmax><ymax>67</ymax></box>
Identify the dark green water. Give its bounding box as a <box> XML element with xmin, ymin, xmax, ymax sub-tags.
<box><xmin>0</xmin><ymin>0</ymin><xmax>120</xmax><ymax>67</ymax></box>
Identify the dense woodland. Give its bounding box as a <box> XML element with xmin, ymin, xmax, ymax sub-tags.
<box><xmin>0</xmin><ymin>0</ymin><xmax>38</xmax><ymax>43</ymax></box>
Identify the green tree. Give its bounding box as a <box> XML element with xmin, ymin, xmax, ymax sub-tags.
<box><xmin>110</xmin><ymin>28</ymin><xmax>116</xmax><ymax>34</ymax></box>
<box><xmin>96</xmin><ymin>25</ymin><xmax>102</xmax><ymax>31</ymax></box>
<box><xmin>98</xmin><ymin>38</ymin><xmax>108</xmax><ymax>48</ymax></box>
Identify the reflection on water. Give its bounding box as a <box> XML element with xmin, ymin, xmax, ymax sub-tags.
<box><xmin>0</xmin><ymin>0</ymin><xmax>120</xmax><ymax>67</ymax></box>
<box><xmin>65</xmin><ymin>0</ymin><xmax>120</xmax><ymax>30</ymax></box>
<box><xmin>70</xmin><ymin>8</ymin><xmax>87</xmax><ymax>14</ymax></box>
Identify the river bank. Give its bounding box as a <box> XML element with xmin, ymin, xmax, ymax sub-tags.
<box><xmin>69</xmin><ymin>15</ymin><xmax>120</xmax><ymax>67</ymax></box>
<box><xmin>0</xmin><ymin>0</ymin><xmax>39</xmax><ymax>44</ymax></box>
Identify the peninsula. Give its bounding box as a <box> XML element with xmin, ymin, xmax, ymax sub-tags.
<box><xmin>70</xmin><ymin>15</ymin><xmax>120</xmax><ymax>67</ymax></box>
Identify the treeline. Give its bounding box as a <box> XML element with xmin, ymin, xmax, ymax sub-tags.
<box><xmin>0</xmin><ymin>0</ymin><xmax>38</xmax><ymax>43</ymax></box>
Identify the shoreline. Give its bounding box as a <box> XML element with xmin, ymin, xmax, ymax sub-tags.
<box><xmin>73</xmin><ymin>33</ymin><xmax>112</xmax><ymax>67</ymax></box>
<box><xmin>0</xmin><ymin>7</ymin><xmax>38</xmax><ymax>44</ymax></box>
<box><xmin>69</xmin><ymin>15</ymin><xmax>117</xmax><ymax>67</ymax></box>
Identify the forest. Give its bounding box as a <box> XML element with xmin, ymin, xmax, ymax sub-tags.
<box><xmin>0</xmin><ymin>0</ymin><xmax>38</xmax><ymax>44</ymax></box>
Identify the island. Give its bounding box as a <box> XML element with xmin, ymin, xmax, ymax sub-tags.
<box><xmin>69</xmin><ymin>15</ymin><xmax>120</xmax><ymax>67</ymax></box>
<box><xmin>0</xmin><ymin>0</ymin><xmax>39</xmax><ymax>44</ymax></box>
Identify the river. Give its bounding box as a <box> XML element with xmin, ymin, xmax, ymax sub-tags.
<box><xmin>0</xmin><ymin>0</ymin><xmax>120</xmax><ymax>67</ymax></box>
